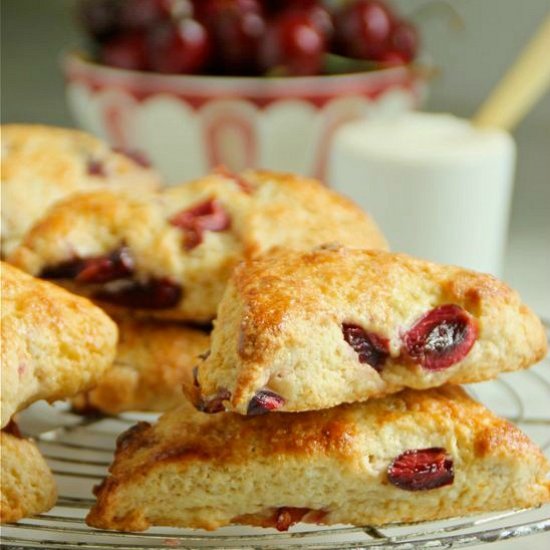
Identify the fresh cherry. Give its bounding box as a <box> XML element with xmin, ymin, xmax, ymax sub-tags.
<box><xmin>333</xmin><ymin>0</ymin><xmax>395</xmax><ymax>61</ymax></box>
<box><xmin>78</xmin><ymin>0</ymin><xmax>122</xmax><ymax>42</ymax></box>
<box><xmin>247</xmin><ymin>389</ymin><xmax>285</xmax><ymax>415</ymax></box>
<box><xmin>200</xmin><ymin>0</ymin><xmax>265</xmax><ymax>74</ymax></box>
<box><xmin>388</xmin><ymin>447</ymin><xmax>454</xmax><ymax>491</ymax></box>
<box><xmin>342</xmin><ymin>324</ymin><xmax>389</xmax><ymax>371</ymax></box>
<box><xmin>94</xmin><ymin>278</ymin><xmax>182</xmax><ymax>309</ymax></box>
<box><xmin>101</xmin><ymin>31</ymin><xmax>149</xmax><ymax>71</ymax></box>
<box><xmin>259</xmin><ymin>11</ymin><xmax>325</xmax><ymax>76</ymax></box>
<box><xmin>403</xmin><ymin>304</ymin><xmax>478</xmax><ymax>370</ymax></box>
<box><xmin>75</xmin><ymin>248</ymin><xmax>135</xmax><ymax>284</ymax></box>
<box><xmin>146</xmin><ymin>19</ymin><xmax>211</xmax><ymax>74</ymax></box>
<box><xmin>170</xmin><ymin>198</ymin><xmax>231</xmax><ymax>250</ymax></box>
<box><xmin>388</xmin><ymin>19</ymin><xmax>418</xmax><ymax>63</ymax></box>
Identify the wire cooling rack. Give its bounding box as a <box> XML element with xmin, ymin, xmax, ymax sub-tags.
<box><xmin>2</xmin><ymin>328</ymin><xmax>550</xmax><ymax>549</ymax></box>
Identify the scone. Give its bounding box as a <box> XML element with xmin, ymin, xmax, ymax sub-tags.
<box><xmin>1</xmin><ymin>262</ymin><xmax>118</xmax><ymax>427</ymax></box>
<box><xmin>1</xmin><ymin>124</ymin><xmax>160</xmax><ymax>256</ymax></box>
<box><xmin>194</xmin><ymin>246</ymin><xmax>547</xmax><ymax>414</ymax></box>
<box><xmin>87</xmin><ymin>386</ymin><xmax>550</xmax><ymax>531</ymax></box>
<box><xmin>8</xmin><ymin>170</ymin><xmax>388</xmax><ymax>322</ymax></box>
<box><xmin>1</xmin><ymin>424</ymin><xmax>57</xmax><ymax>523</ymax></box>
<box><xmin>73</xmin><ymin>320</ymin><xmax>209</xmax><ymax>415</ymax></box>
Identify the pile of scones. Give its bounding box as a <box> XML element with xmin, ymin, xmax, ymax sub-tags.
<box><xmin>1</xmin><ymin>124</ymin><xmax>549</xmax><ymax>531</ymax></box>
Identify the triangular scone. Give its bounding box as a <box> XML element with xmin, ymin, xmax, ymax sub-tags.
<box><xmin>72</xmin><ymin>319</ymin><xmax>209</xmax><ymax>415</ymax></box>
<box><xmin>1</xmin><ymin>124</ymin><xmax>160</xmax><ymax>257</ymax></box>
<box><xmin>8</xmin><ymin>170</ymin><xmax>387</xmax><ymax>322</ymax></box>
<box><xmin>1</xmin><ymin>426</ymin><xmax>57</xmax><ymax>523</ymax></box>
<box><xmin>87</xmin><ymin>387</ymin><xmax>550</xmax><ymax>531</ymax></box>
<box><xmin>1</xmin><ymin>263</ymin><xmax>118</xmax><ymax>427</ymax></box>
<box><xmin>194</xmin><ymin>247</ymin><xmax>547</xmax><ymax>414</ymax></box>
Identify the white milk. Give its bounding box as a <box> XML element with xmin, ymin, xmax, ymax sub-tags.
<box><xmin>328</xmin><ymin>112</ymin><xmax>516</xmax><ymax>275</ymax></box>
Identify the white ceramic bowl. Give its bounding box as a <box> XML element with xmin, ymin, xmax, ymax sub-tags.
<box><xmin>64</xmin><ymin>52</ymin><xmax>427</xmax><ymax>183</ymax></box>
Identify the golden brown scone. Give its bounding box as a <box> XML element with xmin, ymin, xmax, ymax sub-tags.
<box><xmin>8</xmin><ymin>170</ymin><xmax>387</xmax><ymax>322</ymax></box>
<box><xmin>0</xmin><ymin>262</ymin><xmax>118</xmax><ymax>428</ymax></box>
<box><xmin>195</xmin><ymin>246</ymin><xmax>547</xmax><ymax>414</ymax></box>
<box><xmin>1</xmin><ymin>124</ymin><xmax>160</xmax><ymax>256</ymax></box>
<box><xmin>87</xmin><ymin>386</ymin><xmax>550</xmax><ymax>532</ymax></box>
<box><xmin>1</xmin><ymin>427</ymin><xmax>57</xmax><ymax>523</ymax></box>
<box><xmin>72</xmin><ymin>320</ymin><xmax>209</xmax><ymax>415</ymax></box>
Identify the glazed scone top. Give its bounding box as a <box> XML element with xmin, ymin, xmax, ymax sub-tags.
<box><xmin>1</xmin><ymin>124</ymin><xmax>160</xmax><ymax>256</ymax></box>
<box><xmin>0</xmin><ymin>262</ymin><xmax>118</xmax><ymax>427</ymax></box>
<box><xmin>195</xmin><ymin>246</ymin><xmax>547</xmax><ymax>414</ymax></box>
<box><xmin>8</xmin><ymin>170</ymin><xmax>387</xmax><ymax>321</ymax></box>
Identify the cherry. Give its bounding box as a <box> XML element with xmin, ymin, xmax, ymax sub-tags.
<box><xmin>274</xmin><ymin>507</ymin><xmax>310</xmax><ymax>531</ymax></box>
<box><xmin>78</xmin><ymin>0</ymin><xmax>122</xmax><ymax>42</ymax></box>
<box><xmin>259</xmin><ymin>11</ymin><xmax>325</xmax><ymax>76</ymax></box>
<box><xmin>40</xmin><ymin>259</ymin><xmax>86</xmax><ymax>280</ymax></box>
<box><xmin>342</xmin><ymin>324</ymin><xmax>389</xmax><ymax>371</ymax></box>
<box><xmin>146</xmin><ymin>19</ymin><xmax>211</xmax><ymax>74</ymax></box>
<box><xmin>197</xmin><ymin>388</ymin><xmax>231</xmax><ymax>413</ymax></box>
<box><xmin>200</xmin><ymin>0</ymin><xmax>265</xmax><ymax>74</ymax></box>
<box><xmin>101</xmin><ymin>31</ymin><xmax>149</xmax><ymax>71</ymax></box>
<box><xmin>387</xmin><ymin>448</ymin><xmax>454</xmax><ymax>491</ymax></box>
<box><xmin>247</xmin><ymin>389</ymin><xmax>285</xmax><ymax>415</ymax></box>
<box><xmin>94</xmin><ymin>278</ymin><xmax>182</xmax><ymax>309</ymax></box>
<box><xmin>403</xmin><ymin>304</ymin><xmax>477</xmax><ymax>371</ymax></box>
<box><xmin>333</xmin><ymin>0</ymin><xmax>395</xmax><ymax>61</ymax></box>
<box><xmin>87</xmin><ymin>158</ymin><xmax>107</xmax><ymax>177</ymax></box>
<box><xmin>75</xmin><ymin>248</ymin><xmax>135</xmax><ymax>284</ymax></box>
<box><xmin>170</xmin><ymin>198</ymin><xmax>231</xmax><ymax>250</ymax></box>
<box><xmin>388</xmin><ymin>19</ymin><xmax>419</xmax><ymax>63</ymax></box>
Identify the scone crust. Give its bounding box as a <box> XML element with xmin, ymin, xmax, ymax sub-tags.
<box><xmin>87</xmin><ymin>387</ymin><xmax>550</xmax><ymax>531</ymax></box>
<box><xmin>1</xmin><ymin>263</ymin><xmax>118</xmax><ymax>427</ymax></box>
<box><xmin>8</xmin><ymin>170</ymin><xmax>387</xmax><ymax>321</ymax></box>
<box><xmin>73</xmin><ymin>320</ymin><xmax>209</xmax><ymax>414</ymax></box>
<box><xmin>196</xmin><ymin>247</ymin><xmax>547</xmax><ymax>413</ymax></box>
<box><xmin>1</xmin><ymin>430</ymin><xmax>57</xmax><ymax>523</ymax></box>
<box><xmin>1</xmin><ymin>124</ymin><xmax>160</xmax><ymax>256</ymax></box>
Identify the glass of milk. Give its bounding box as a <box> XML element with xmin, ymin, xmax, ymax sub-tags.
<box><xmin>328</xmin><ymin>112</ymin><xmax>516</xmax><ymax>275</ymax></box>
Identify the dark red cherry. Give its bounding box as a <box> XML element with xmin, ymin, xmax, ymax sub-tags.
<box><xmin>146</xmin><ymin>19</ymin><xmax>211</xmax><ymax>74</ymax></box>
<box><xmin>388</xmin><ymin>447</ymin><xmax>454</xmax><ymax>491</ymax></box>
<box><xmin>342</xmin><ymin>324</ymin><xmax>389</xmax><ymax>371</ymax></box>
<box><xmin>200</xmin><ymin>0</ymin><xmax>265</xmax><ymax>74</ymax></box>
<box><xmin>389</xmin><ymin>19</ymin><xmax>419</xmax><ymax>63</ymax></box>
<box><xmin>170</xmin><ymin>198</ymin><xmax>231</xmax><ymax>250</ymax></box>
<box><xmin>75</xmin><ymin>248</ymin><xmax>135</xmax><ymax>284</ymax></box>
<box><xmin>333</xmin><ymin>0</ymin><xmax>395</xmax><ymax>61</ymax></box>
<box><xmin>40</xmin><ymin>259</ymin><xmax>85</xmax><ymax>280</ymax></box>
<box><xmin>101</xmin><ymin>31</ymin><xmax>149</xmax><ymax>71</ymax></box>
<box><xmin>403</xmin><ymin>304</ymin><xmax>478</xmax><ymax>370</ymax></box>
<box><xmin>78</xmin><ymin>0</ymin><xmax>122</xmax><ymax>42</ymax></box>
<box><xmin>259</xmin><ymin>11</ymin><xmax>325</xmax><ymax>76</ymax></box>
<box><xmin>198</xmin><ymin>388</ymin><xmax>231</xmax><ymax>413</ymax></box>
<box><xmin>94</xmin><ymin>278</ymin><xmax>182</xmax><ymax>309</ymax></box>
<box><xmin>247</xmin><ymin>389</ymin><xmax>285</xmax><ymax>415</ymax></box>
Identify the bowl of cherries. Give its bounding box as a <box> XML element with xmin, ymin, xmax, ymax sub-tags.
<box><xmin>66</xmin><ymin>0</ymin><xmax>427</xmax><ymax>182</ymax></box>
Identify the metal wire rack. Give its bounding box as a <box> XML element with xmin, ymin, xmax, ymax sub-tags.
<box><xmin>2</xmin><ymin>329</ymin><xmax>550</xmax><ymax>549</ymax></box>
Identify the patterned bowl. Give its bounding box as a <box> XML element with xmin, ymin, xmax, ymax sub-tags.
<box><xmin>64</xmin><ymin>52</ymin><xmax>427</xmax><ymax>183</ymax></box>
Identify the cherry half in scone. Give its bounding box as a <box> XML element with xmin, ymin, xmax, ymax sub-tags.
<box><xmin>387</xmin><ymin>447</ymin><xmax>454</xmax><ymax>491</ymax></box>
<box><xmin>94</xmin><ymin>278</ymin><xmax>182</xmax><ymax>309</ymax></box>
<box><xmin>403</xmin><ymin>304</ymin><xmax>478</xmax><ymax>371</ymax></box>
<box><xmin>170</xmin><ymin>198</ymin><xmax>231</xmax><ymax>250</ymax></box>
<box><xmin>342</xmin><ymin>323</ymin><xmax>390</xmax><ymax>372</ymax></box>
<box><xmin>247</xmin><ymin>389</ymin><xmax>286</xmax><ymax>416</ymax></box>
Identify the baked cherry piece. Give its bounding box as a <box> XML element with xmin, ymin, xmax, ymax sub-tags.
<box><xmin>170</xmin><ymin>198</ymin><xmax>231</xmax><ymax>250</ymax></box>
<box><xmin>146</xmin><ymin>19</ymin><xmax>211</xmax><ymax>74</ymax></box>
<box><xmin>247</xmin><ymin>389</ymin><xmax>285</xmax><ymax>415</ymax></box>
<box><xmin>388</xmin><ymin>447</ymin><xmax>454</xmax><ymax>491</ymax></box>
<box><xmin>101</xmin><ymin>31</ymin><xmax>149</xmax><ymax>71</ymax></box>
<box><xmin>403</xmin><ymin>304</ymin><xmax>478</xmax><ymax>370</ymax></box>
<box><xmin>198</xmin><ymin>388</ymin><xmax>231</xmax><ymax>413</ymax></box>
<box><xmin>200</xmin><ymin>0</ymin><xmax>265</xmax><ymax>74</ymax></box>
<box><xmin>40</xmin><ymin>259</ymin><xmax>86</xmax><ymax>280</ymax></box>
<box><xmin>76</xmin><ymin>248</ymin><xmax>135</xmax><ymax>284</ymax></box>
<box><xmin>87</xmin><ymin>159</ymin><xmax>107</xmax><ymax>177</ymax></box>
<box><xmin>94</xmin><ymin>278</ymin><xmax>182</xmax><ymax>309</ymax></box>
<box><xmin>342</xmin><ymin>323</ymin><xmax>389</xmax><ymax>371</ymax></box>
<box><xmin>333</xmin><ymin>0</ymin><xmax>395</xmax><ymax>61</ymax></box>
<box><xmin>259</xmin><ymin>11</ymin><xmax>325</xmax><ymax>76</ymax></box>
<box><xmin>274</xmin><ymin>507</ymin><xmax>310</xmax><ymax>531</ymax></box>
